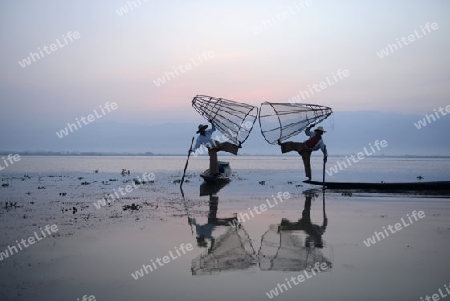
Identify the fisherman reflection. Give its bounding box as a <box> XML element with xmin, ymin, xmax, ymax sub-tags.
<box><xmin>188</xmin><ymin>195</ymin><xmax>237</xmax><ymax>253</ymax></box>
<box><xmin>279</xmin><ymin>190</ymin><xmax>328</xmax><ymax>248</ymax></box>
<box><xmin>258</xmin><ymin>189</ymin><xmax>331</xmax><ymax>272</ymax></box>
<box><xmin>190</xmin><ymin>191</ymin><xmax>257</xmax><ymax>275</ymax></box>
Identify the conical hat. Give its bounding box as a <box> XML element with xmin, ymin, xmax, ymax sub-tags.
<box><xmin>315</xmin><ymin>126</ymin><xmax>326</xmax><ymax>133</ymax></box>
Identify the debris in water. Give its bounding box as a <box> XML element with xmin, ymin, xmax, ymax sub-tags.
<box><xmin>123</xmin><ymin>203</ymin><xmax>140</xmax><ymax>211</ymax></box>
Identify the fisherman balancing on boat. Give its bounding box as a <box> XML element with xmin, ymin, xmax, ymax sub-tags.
<box><xmin>190</xmin><ymin>120</ymin><xmax>241</xmax><ymax>176</ymax></box>
<box><xmin>278</xmin><ymin>124</ymin><xmax>328</xmax><ymax>181</ymax></box>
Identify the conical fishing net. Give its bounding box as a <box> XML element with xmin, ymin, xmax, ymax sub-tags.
<box><xmin>192</xmin><ymin>95</ymin><xmax>258</xmax><ymax>145</ymax></box>
<box><xmin>258</xmin><ymin>224</ymin><xmax>332</xmax><ymax>271</ymax></box>
<box><xmin>191</xmin><ymin>226</ymin><xmax>257</xmax><ymax>275</ymax></box>
<box><xmin>259</xmin><ymin>102</ymin><xmax>332</xmax><ymax>144</ymax></box>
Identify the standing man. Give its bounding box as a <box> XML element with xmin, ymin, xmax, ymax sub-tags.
<box><xmin>190</xmin><ymin>121</ymin><xmax>241</xmax><ymax>176</ymax></box>
<box><xmin>278</xmin><ymin>124</ymin><xmax>328</xmax><ymax>181</ymax></box>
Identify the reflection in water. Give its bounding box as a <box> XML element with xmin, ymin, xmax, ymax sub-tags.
<box><xmin>189</xmin><ymin>187</ymin><xmax>332</xmax><ymax>275</ymax></box>
<box><xmin>258</xmin><ymin>189</ymin><xmax>332</xmax><ymax>271</ymax></box>
<box><xmin>190</xmin><ymin>182</ymin><xmax>257</xmax><ymax>275</ymax></box>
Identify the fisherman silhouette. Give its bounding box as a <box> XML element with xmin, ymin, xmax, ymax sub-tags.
<box><xmin>278</xmin><ymin>124</ymin><xmax>328</xmax><ymax>181</ymax></box>
<box><xmin>190</xmin><ymin>120</ymin><xmax>241</xmax><ymax>176</ymax></box>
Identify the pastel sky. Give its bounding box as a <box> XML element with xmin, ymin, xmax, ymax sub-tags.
<box><xmin>1</xmin><ymin>0</ymin><xmax>449</xmax><ymax>130</ymax></box>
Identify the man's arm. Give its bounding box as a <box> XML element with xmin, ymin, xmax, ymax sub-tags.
<box><xmin>208</xmin><ymin>119</ymin><xmax>216</xmax><ymax>131</ymax></box>
<box><xmin>321</xmin><ymin>144</ymin><xmax>328</xmax><ymax>162</ymax></box>
<box><xmin>305</xmin><ymin>123</ymin><xmax>315</xmax><ymax>136</ymax></box>
<box><xmin>191</xmin><ymin>136</ymin><xmax>201</xmax><ymax>152</ymax></box>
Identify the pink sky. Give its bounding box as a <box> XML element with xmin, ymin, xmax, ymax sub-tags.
<box><xmin>1</xmin><ymin>0</ymin><xmax>449</xmax><ymax>128</ymax></box>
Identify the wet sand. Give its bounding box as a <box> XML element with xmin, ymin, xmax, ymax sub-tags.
<box><xmin>1</xmin><ymin>164</ymin><xmax>450</xmax><ymax>301</ymax></box>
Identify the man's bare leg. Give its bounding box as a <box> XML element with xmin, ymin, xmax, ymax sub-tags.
<box><xmin>208</xmin><ymin>148</ymin><xmax>219</xmax><ymax>175</ymax></box>
<box><xmin>214</xmin><ymin>141</ymin><xmax>239</xmax><ymax>155</ymax></box>
<box><xmin>280</xmin><ymin>141</ymin><xmax>305</xmax><ymax>154</ymax></box>
<box><xmin>300</xmin><ymin>149</ymin><xmax>312</xmax><ymax>180</ymax></box>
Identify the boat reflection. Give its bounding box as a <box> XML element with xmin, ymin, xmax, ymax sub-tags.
<box><xmin>189</xmin><ymin>188</ymin><xmax>332</xmax><ymax>275</ymax></box>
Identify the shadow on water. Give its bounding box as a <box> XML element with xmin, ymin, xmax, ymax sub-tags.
<box><xmin>189</xmin><ymin>180</ymin><xmax>257</xmax><ymax>275</ymax></box>
<box><xmin>258</xmin><ymin>189</ymin><xmax>332</xmax><ymax>272</ymax></box>
<box><xmin>186</xmin><ymin>183</ymin><xmax>333</xmax><ymax>275</ymax></box>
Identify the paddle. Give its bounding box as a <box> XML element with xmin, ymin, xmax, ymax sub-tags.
<box><xmin>182</xmin><ymin>193</ymin><xmax>194</xmax><ymax>235</ymax></box>
<box><xmin>179</xmin><ymin>137</ymin><xmax>195</xmax><ymax>235</ymax></box>
<box><xmin>322</xmin><ymin>146</ymin><xmax>327</xmax><ymax>190</ymax></box>
<box><xmin>180</xmin><ymin>136</ymin><xmax>195</xmax><ymax>193</ymax></box>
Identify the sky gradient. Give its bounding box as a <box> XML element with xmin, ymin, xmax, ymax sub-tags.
<box><xmin>1</xmin><ymin>0</ymin><xmax>449</xmax><ymax>133</ymax></box>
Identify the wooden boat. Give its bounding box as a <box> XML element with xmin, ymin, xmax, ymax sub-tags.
<box><xmin>303</xmin><ymin>180</ymin><xmax>450</xmax><ymax>192</ymax></box>
<box><xmin>200</xmin><ymin>161</ymin><xmax>232</xmax><ymax>184</ymax></box>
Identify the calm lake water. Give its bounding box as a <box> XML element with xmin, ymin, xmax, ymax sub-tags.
<box><xmin>3</xmin><ymin>155</ymin><xmax>450</xmax><ymax>182</ymax></box>
<box><xmin>1</xmin><ymin>156</ymin><xmax>450</xmax><ymax>301</ymax></box>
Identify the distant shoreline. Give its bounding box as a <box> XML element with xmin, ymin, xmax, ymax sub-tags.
<box><xmin>0</xmin><ymin>152</ymin><xmax>449</xmax><ymax>158</ymax></box>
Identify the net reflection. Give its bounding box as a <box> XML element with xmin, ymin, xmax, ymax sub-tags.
<box><xmin>189</xmin><ymin>185</ymin><xmax>332</xmax><ymax>276</ymax></box>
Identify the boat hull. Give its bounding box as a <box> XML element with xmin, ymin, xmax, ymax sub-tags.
<box><xmin>303</xmin><ymin>180</ymin><xmax>450</xmax><ymax>192</ymax></box>
<box><xmin>200</xmin><ymin>161</ymin><xmax>232</xmax><ymax>184</ymax></box>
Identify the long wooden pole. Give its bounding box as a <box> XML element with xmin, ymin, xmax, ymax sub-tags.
<box><xmin>180</xmin><ymin>137</ymin><xmax>195</xmax><ymax>192</ymax></box>
<box><xmin>183</xmin><ymin>194</ymin><xmax>194</xmax><ymax>235</ymax></box>
<box><xmin>322</xmin><ymin>155</ymin><xmax>327</xmax><ymax>190</ymax></box>
<box><xmin>180</xmin><ymin>137</ymin><xmax>195</xmax><ymax>235</ymax></box>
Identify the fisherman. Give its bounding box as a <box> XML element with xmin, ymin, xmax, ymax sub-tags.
<box><xmin>278</xmin><ymin>124</ymin><xmax>328</xmax><ymax>181</ymax></box>
<box><xmin>190</xmin><ymin>120</ymin><xmax>241</xmax><ymax>176</ymax></box>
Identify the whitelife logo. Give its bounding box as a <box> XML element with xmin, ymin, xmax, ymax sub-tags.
<box><xmin>56</xmin><ymin>102</ymin><xmax>118</xmax><ymax>139</ymax></box>
<box><xmin>363</xmin><ymin>210</ymin><xmax>425</xmax><ymax>247</ymax></box>
<box><xmin>152</xmin><ymin>51</ymin><xmax>215</xmax><ymax>87</ymax></box>
<box><xmin>326</xmin><ymin>140</ymin><xmax>388</xmax><ymax>176</ymax></box>
<box><xmin>250</xmin><ymin>0</ymin><xmax>312</xmax><ymax>34</ymax></box>
<box><xmin>376</xmin><ymin>22</ymin><xmax>439</xmax><ymax>58</ymax></box>
<box><xmin>93</xmin><ymin>172</ymin><xmax>155</xmax><ymax>209</ymax></box>
<box><xmin>0</xmin><ymin>154</ymin><xmax>21</xmax><ymax>171</ymax></box>
<box><xmin>0</xmin><ymin>224</ymin><xmax>59</xmax><ymax>262</ymax></box>
<box><xmin>420</xmin><ymin>283</ymin><xmax>450</xmax><ymax>301</ymax></box>
<box><xmin>18</xmin><ymin>31</ymin><xmax>81</xmax><ymax>68</ymax></box>
<box><xmin>265</xmin><ymin>262</ymin><xmax>330</xmax><ymax>299</ymax></box>
<box><xmin>228</xmin><ymin>192</ymin><xmax>291</xmax><ymax>228</ymax></box>
<box><xmin>115</xmin><ymin>0</ymin><xmax>149</xmax><ymax>16</ymax></box>
<box><xmin>414</xmin><ymin>105</ymin><xmax>450</xmax><ymax>129</ymax></box>
<box><xmin>77</xmin><ymin>295</ymin><xmax>96</xmax><ymax>301</ymax></box>
<box><xmin>131</xmin><ymin>243</ymin><xmax>193</xmax><ymax>280</ymax></box>
<box><xmin>288</xmin><ymin>69</ymin><xmax>350</xmax><ymax>105</ymax></box>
